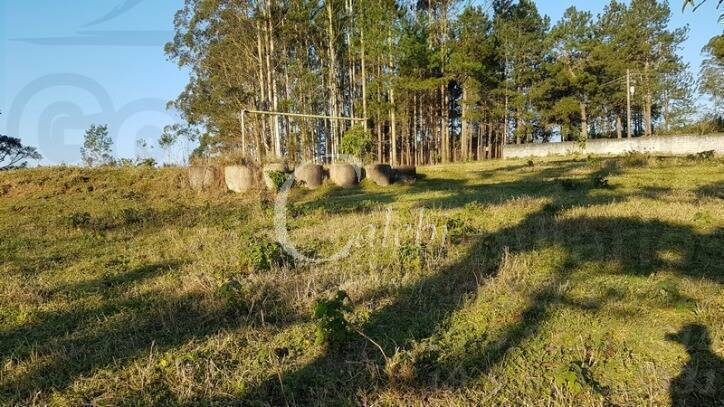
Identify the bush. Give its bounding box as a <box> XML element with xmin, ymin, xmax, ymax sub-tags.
<box><xmin>398</xmin><ymin>243</ymin><xmax>426</xmax><ymax>271</ymax></box>
<box><xmin>266</xmin><ymin>171</ymin><xmax>287</xmax><ymax>191</ymax></box>
<box><xmin>218</xmin><ymin>278</ymin><xmax>249</xmax><ymax>315</ymax></box>
<box><xmin>312</xmin><ymin>290</ymin><xmax>352</xmax><ymax>346</ymax></box>
<box><xmin>340</xmin><ymin>126</ymin><xmax>373</xmax><ymax>162</ymax></box>
<box><xmin>240</xmin><ymin>238</ymin><xmax>289</xmax><ymax>272</ymax></box>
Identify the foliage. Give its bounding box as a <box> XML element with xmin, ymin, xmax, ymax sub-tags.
<box><xmin>699</xmin><ymin>35</ymin><xmax>724</xmax><ymax>115</ymax></box>
<box><xmin>240</xmin><ymin>238</ymin><xmax>288</xmax><ymax>272</ymax></box>
<box><xmin>340</xmin><ymin>126</ymin><xmax>374</xmax><ymax>162</ymax></box>
<box><xmin>167</xmin><ymin>0</ymin><xmax>696</xmax><ymax>165</ymax></box>
<box><xmin>312</xmin><ymin>290</ymin><xmax>352</xmax><ymax>346</ymax></box>
<box><xmin>0</xmin><ymin>111</ymin><xmax>42</xmax><ymax>170</ymax></box>
<box><xmin>81</xmin><ymin>124</ymin><xmax>114</xmax><ymax>167</ymax></box>
<box><xmin>265</xmin><ymin>171</ymin><xmax>287</xmax><ymax>191</ymax></box>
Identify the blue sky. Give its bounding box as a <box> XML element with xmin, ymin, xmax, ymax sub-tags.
<box><xmin>0</xmin><ymin>1</ymin><xmax>722</xmax><ymax>165</ymax></box>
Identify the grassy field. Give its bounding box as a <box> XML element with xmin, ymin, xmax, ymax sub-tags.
<box><xmin>1</xmin><ymin>154</ymin><xmax>722</xmax><ymax>406</ymax></box>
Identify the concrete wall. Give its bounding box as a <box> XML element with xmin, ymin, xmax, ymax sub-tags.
<box><xmin>503</xmin><ymin>134</ymin><xmax>724</xmax><ymax>159</ymax></box>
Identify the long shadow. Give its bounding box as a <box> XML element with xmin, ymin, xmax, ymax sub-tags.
<box><xmin>240</xmin><ymin>158</ymin><xmax>722</xmax><ymax>405</ymax></box>
<box><xmin>0</xmin><ymin>261</ymin><xmax>300</xmax><ymax>403</ymax></box>
<box><xmin>667</xmin><ymin>324</ymin><xmax>724</xmax><ymax>406</ymax></box>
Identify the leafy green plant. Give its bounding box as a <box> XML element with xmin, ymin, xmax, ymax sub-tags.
<box><xmin>241</xmin><ymin>238</ymin><xmax>289</xmax><ymax>272</ymax></box>
<box><xmin>218</xmin><ymin>278</ymin><xmax>249</xmax><ymax>315</ymax></box>
<box><xmin>340</xmin><ymin>126</ymin><xmax>373</xmax><ymax>162</ymax></box>
<box><xmin>553</xmin><ymin>363</ymin><xmax>585</xmax><ymax>394</ymax></box>
<box><xmin>81</xmin><ymin>124</ymin><xmax>114</xmax><ymax>167</ymax></box>
<box><xmin>266</xmin><ymin>171</ymin><xmax>287</xmax><ymax>191</ymax></box>
<box><xmin>312</xmin><ymin>290</ymin><xmax>352</xmax><ymax>346</ymax></box>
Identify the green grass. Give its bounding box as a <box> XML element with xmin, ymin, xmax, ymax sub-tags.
<box><xmin>0</xmin><ymin>156</ymin><xmax>722</xmax><ymax>406</ymax></box>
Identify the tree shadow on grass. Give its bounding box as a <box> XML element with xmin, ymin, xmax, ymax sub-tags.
<box><xmin>0</xmin><ymin>261</ymin><xmax>301</xmax><ymax>403</ymax></box>
<box><xmin>239</xmin><ymin>160</ymin><xmax>722</xmax><ymax>405</ymax></box>
<box><xmin>666</xmin><ymin>324</ymin><xmax>724</xmax><ymax>406</ymax></box>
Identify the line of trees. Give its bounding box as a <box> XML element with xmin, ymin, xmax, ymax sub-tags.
<box><xmin>166</xmin><ymin>0</ymin><xmax>704</xmax><ymax>165</ymax></box>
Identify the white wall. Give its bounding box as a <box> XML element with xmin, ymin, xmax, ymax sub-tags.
<box><xmin>503</xmin><ymin>134</ymin><xmax>724</xmax><ymax>159</ymax></box>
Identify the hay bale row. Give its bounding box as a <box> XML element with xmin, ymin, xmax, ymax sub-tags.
<box><xmin>191</xmin><ymin>163</ymin><xmax>417</xmax><ymax>193</ymax></box>
<box><xmin>365</xmin><ymin>164</ymin><xmax>394</xmax><ymax>186</ymax></box>
<box><xmin>330</xmin><ymin>164</ymin><xmax>360</xmax><ymax>188</ymax></box>
<box><xmin>188</xmin><ymin>166</ymin><xmax>223</xmax><ymax>192</ymax></box>
<box><xmin>294</xmin><ymin>164</ymin><xmax>324</xmax><ymax>189</ymax></box>
<box><xmin>224</xmin><ymin>166</ymin><xmax>256</xmax><ymax>193</ymax></box>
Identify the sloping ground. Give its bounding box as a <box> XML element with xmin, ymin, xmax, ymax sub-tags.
<box><xmin>0</xmin><ymin>156</ymin><xmax>722</xmax><ymax>406</ymax></box>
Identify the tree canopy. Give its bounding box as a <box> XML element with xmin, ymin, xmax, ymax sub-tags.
<box><xmin>0</xmin><ymin>111</ymin><xmax>42</xmax><ymax>171</ymax></box>
<box><xmin>167</xmin><ymin>0</ymin><xmax>702</xmax><ymax>165</ymax></box>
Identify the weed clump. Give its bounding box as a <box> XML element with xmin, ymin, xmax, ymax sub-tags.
<box><xmin>621</xmin><ymin>151</ymin><xmax>652</xmax><ymax>167</ymax></box>
<box><xmin>66</xmin><ymin>208</ymin><xmax>151</xmax><ymax>231</ymax></box>
<box><xmin>312</xmin><ymin>290</ymin><xmax>352</xmax><ymax>346</ymax></box>
<box><xmin>68</xmin><ymin>211</ymin><xmax>92</xmax><ymax>229</ymax></box>
<box><xmin>240</xmin><ymin>238</ymin><xmax>290</xmax><ymax>272</ymax></box>
<box><xmin>686</xmin><ymin>150</ymin><xmax>715</xmax><ymax>161</ymax></box>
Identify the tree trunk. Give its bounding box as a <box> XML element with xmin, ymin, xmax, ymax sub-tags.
<box><xmin>461</xmin><ymin>81</ymin><xmax>468</xmax><ymax>161</ymax></box>
<box><xmin>580</xmin><ymin>102</ymin><xmax>588</xmax><ymax>140</ymax></box>
<box><xmin>616</xmin><ymin>114</ymin><xmax>622</xmax><ymax>139</ymax></box>
<box><xmin>326</xmin><ymin>0</ymin><xmax>339</xmax><ymax>157</ymax></box>
<box><xmin>644</xmin><ymin>61</ymin><xmax>652</xmax><ymax>137</ymax></box>
<box><xmin>360</xmin><ymin>29</ymin><xmax>368</xmax><ymax>130</ymax></box>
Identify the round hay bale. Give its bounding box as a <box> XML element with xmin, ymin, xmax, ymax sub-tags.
<box><xmin>365</xmin><ymin>164</ymin><xmax>394</xmax><ymax>186</ymax></box>
<box><xmin>263</xmin><ymin>163</ymin><xmax>290</xmax><ymax>191</ymax></box>
<box><xmin>329</xmin><ymin>163</ymin><xmax>359</xmax><ymax>188</ymax></box>
<box><xmin>188</xmin><ymin>166</ymin><xmax>220</xmax><ymax>192</ymax></box>
<box><xmin>224</xmin><ymin>165</ymin><xmax>256</xmax><ymax>193</ymax></box>
<box><xmin>294</xmin><ymin>163</ymin><xmax>324</xmax><ymax>189</ymax></box>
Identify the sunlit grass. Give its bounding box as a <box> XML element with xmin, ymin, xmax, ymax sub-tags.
<box><xmin>0</xmin><ymin>155</ymin><xmax>722</xmax><ymax>405</ymax></box>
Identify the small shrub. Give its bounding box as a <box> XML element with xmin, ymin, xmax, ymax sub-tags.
<box><xmin>68</xmin><ymin>211</ymin><xmax>92</xmax><ymax>228</ymax></box>
<box><xmin>398</xmin><ymin>243</ymin><xmax>425</xmax><ymax>271</ymax></box>
<box><xmin>312</xmin><ymin>290</ymin><xmax>352</xmax><ymax>346</ymax></box>
<box><xmin>240</xmin><ymin>238</ymin><xmax>289</xmax><ymax>272</ymax></box>
<box><xmin>553</xmin><ymin>363</ymin><xmax>585</xmax><ymax>394</ymax></box>
<box><xmin>340</xmin><ymin>126</ymin><xmax>374</xmax><ymax>162</ymax></box>
<box><xmin>218</xmin><ymin>278</ymin><xmax>249</xmax><ymax>315</ymax></box>
<box><xmin>266</xmin><ymin>171</ymin><xmax>287</xmax><ymax>191</ymax></box>
<box><xmin>445</xmin><ymin>216</ymin><xmax>476</xmax><ymax>240</ymax></box>
<box><xmin>137</xmin><ymin>158</ymin><xmax>157</xmax><ymax>167</ymax></box>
